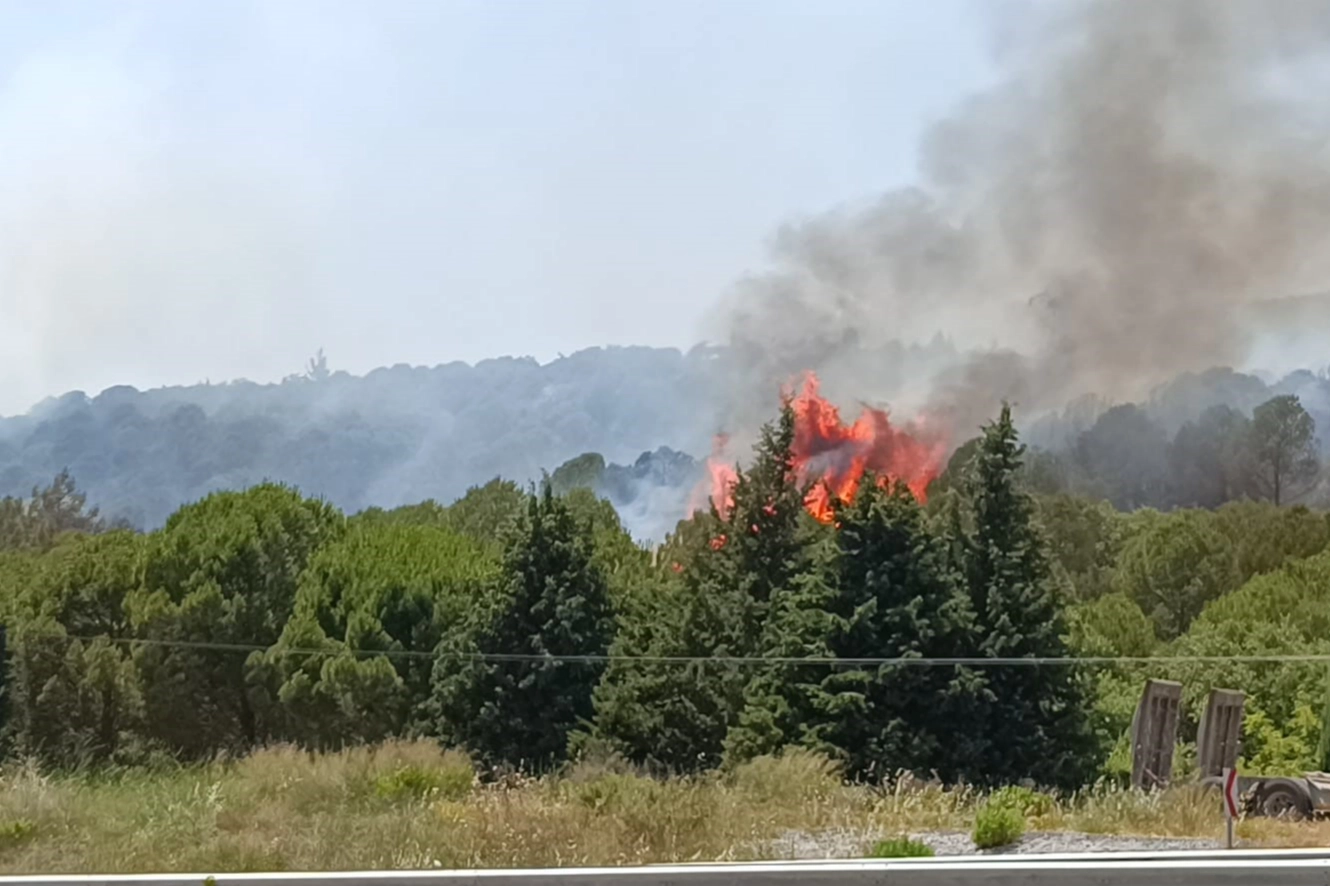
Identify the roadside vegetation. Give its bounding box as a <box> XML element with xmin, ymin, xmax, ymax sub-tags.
<box><xmin>0</xmin><ymin>743</ymin><xmax>1319</xmax><ymax>873</ymax></box>
<box><xmin>3</xmin><ymin>393</ymin><xmax>1330</xmax><ymax>870</ymax></box>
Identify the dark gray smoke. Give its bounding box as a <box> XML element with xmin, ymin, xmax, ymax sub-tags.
<box><xmin>721</xmin><ymin>0</ymin><xmax>1330</xmax><ymax>438</ymax></box>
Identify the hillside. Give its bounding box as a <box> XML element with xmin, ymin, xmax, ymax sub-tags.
<box><xmin>0</xmin><ymin>341</ymin><xmax>964</xmax><ymax>536</ymax></box>
<box><xmin>0</xmin><ymin>347</ymin><xmax>725</xmax><ymax>534</ymax></box>
<box><xmin>3</xmin><ymin>341</ymin><xmax>1330</xmax><ymax>537</ymax></box>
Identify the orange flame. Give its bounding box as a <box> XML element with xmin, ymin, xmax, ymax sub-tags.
<box><xmin>695</xmin><ymin>372</ymin><xmax>948</xmax><ymax>523</ymax></box>
<box><xmin>791</xmin><ymin>373</ymin><xmax>947</xmax><ymax>521</ymax></box>
<box><xmin>687</xmin><ymin>433</ymin><xmax>740</xmax><ymax>518</ymax></box>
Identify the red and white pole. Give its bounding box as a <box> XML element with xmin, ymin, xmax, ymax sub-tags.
<box><xmin>1222</xmin><ymin>766</ymin><xmax>1239</xmax><ymax>849</ymax></box>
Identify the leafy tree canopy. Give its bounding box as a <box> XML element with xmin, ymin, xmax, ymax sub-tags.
<box><xmin>1248</xmin><ymin>394</ymin><xmax>1320</xmax><ymax>506</ymax></box>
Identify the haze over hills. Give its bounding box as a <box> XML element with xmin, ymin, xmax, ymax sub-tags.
<box><xmin>3</xmin><ymin>326</ymin><xmax>1330</xmax><ymax>540</ymax></box>
<box><xmin>0</xmin><ymin>337</ymin><xmax>969</xmax><ymax>538</ymax></box>
<box><xmin>0</xmin><ymin>345</ymin><xmax>713</xmax><ymax>536</ymax></box>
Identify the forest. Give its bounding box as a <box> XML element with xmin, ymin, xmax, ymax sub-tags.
<box><xmin>2</xmin><ymin>379</ymin><xmax>1329</xmax><ymax>789</ymax></box>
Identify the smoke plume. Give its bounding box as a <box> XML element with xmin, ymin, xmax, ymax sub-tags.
<box><xmin>721</xmin><ymin>0</ymin><xmax>1330</xmax><ymax>438</ymax></box>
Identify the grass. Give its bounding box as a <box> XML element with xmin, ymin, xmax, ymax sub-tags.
<box><xmin>0</xmin><ymin>743</ymin><xmax>1316</xmax><ymax>873</ymax></box>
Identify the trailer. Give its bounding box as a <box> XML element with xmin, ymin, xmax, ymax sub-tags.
<box><xmin>1200</xmin><ymin>771</ymin><xmax>1330</xmax><ymax>821</ymax></box>
<box><xmin>1129</xmin><ymin>681</ymin><xmax>1330</xmax><ymax>821</ymax></box>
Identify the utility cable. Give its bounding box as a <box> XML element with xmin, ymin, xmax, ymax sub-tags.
<box><xmin>60</xmin><ymin>635</ymin><xmax>1330</xmax><ymax>668</ymax></box>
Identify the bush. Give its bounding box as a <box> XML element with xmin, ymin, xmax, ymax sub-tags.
<box><xmin>374</xmin><ymin>763</ymin><xmax>470</xmax><ymax>803</ymax></box>
<box><xmin>373</xmin><ymin>751</ymin><xmax>475</xmax><ymax>804</ymax></box>
<box><xmin>870</xmin><ymin>836</ymin><xmax>935</xmax><ymax>858</ymax></box>
<box><xmin>564</xmin><ymin>772</ymin><xmax>661</xmax><ymax>813</ymax></box>
<box><xmin>556</xmin><ymin>755</ymin><xmax>661</xmax><ymax>814</ymax></box>
<box><xmin>987</xmin><ymin>785</ymin><xmax>1055</xmax><ymax>818</ymax></box>
<box><xmin>553</xmin><ymin>763</ymin><xmax>715</xmax><ymax>841</ymax></box>
<box><xmin>973</xmin><ymin>803</ymin><xmax>1025</xmax><ymax>850</ymax></box>
<box><xmin>0</xmin><ymin>819</ymin><xmax>36</xmax><ymax>847</ymax></box>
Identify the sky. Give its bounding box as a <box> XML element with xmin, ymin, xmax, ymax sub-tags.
<box><xmin>0</xmin><ymin>0</ymin><xmax>994</xmax><ymax>416</ymax></box>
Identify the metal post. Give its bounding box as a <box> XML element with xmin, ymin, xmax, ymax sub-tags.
<box><xmin>1222</xmin><ymin>766</ymin><xmax>1238</xmax><ymax>850</ymax></box>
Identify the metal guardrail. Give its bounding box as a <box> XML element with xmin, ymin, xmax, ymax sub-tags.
<box><xmin>2</xmin><ymin>851</ymin><xmax>1330</xmax><ymax>886</ymax></box>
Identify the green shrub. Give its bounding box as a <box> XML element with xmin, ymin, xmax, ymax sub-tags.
<box><xmin>564</xmin><ymin>772</ymin><xmax>660</xmax><ymax>813</ymax></box>
<box><xmin>987</xmin><ymin>785</ymin><xmax>1055</xmax><ymax>817</ymax></box>
<box><xmin>870</xmin><ymin>836</ymin><xmax>935</xmax><ymax>858</ymax></box>
<box><xmin>0</xmin><ymin>819</ymin><xmax>36</xmax><ymax>847</ymax></box>
<box><xmin>555</xmin><ymin>767</ymin><xmax>714</xmax><ymax>839</ymax></box>
<box><xmin>972</xmin><ymin>803</ymin><xmax>1025</xmax><ymax>850</ymax></box>
<box><xmin>1242</xmin><ymin>706</ymin><xmax>1321</xmax><ymax>775</ymax></box>
<box><xmin>374</xmin><ymin>759</ymin><xmax>474</xmax><ymax>803</ymax></box>
<box><xmin>557</xmin><ymin>755</ymin><xmax>660</xmax><ymax>814</ymax></box>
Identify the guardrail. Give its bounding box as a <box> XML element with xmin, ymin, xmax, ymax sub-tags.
<box><xmin>2</xmin><ymin>850</ymin><xmax>1329</xmax><ymax>886</ymax></box>
<box><xmin>0</xmin><ymin>851</ymin><xmax>1324</xmax><ymax>883</ymax></box>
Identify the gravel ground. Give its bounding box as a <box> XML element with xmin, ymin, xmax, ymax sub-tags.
<box><xmin>910</xmin><ymin>830</ymin><xmax>1220</xmax><ymax>855</ymax></box>
<box><xmin>759</xmin><ymin>828</ymin><xmax>1219</xmax><ymax>859</ymax></box>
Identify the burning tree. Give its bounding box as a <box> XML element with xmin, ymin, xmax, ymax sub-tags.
<box><xmin>727</xmin><ymin>477</ymin><xmax>985</xmax><ymax>780</ymax></box>
<box><xmin>591</xmin><ymin>393</ymin><xmax>1096</xmax><ymax>785</ymax></box>
<box><xmin>587</xmin><ymin>406</ymin><xmax>815</xmax><ymax>771</ymax></box>
<box><xmin>697</xmin><ymin>372</ymin><xmax>947</xmax><ymax>524</ymax></box>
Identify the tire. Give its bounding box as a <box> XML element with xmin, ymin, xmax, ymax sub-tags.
<box><xmin>1259</xmin><ymin>783</ymin><xmax>1310</xmax><ymax>821</ymax></box>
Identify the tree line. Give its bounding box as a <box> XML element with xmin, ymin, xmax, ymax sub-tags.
<box><xmin>1</xmin><ymin>397</ymin><xmax>1328</xmax><ymax>784</ymax></box>
<box><xmin>1024</xmin><ymin>392</ymin><xmax>1323</xmax><ymax>511</ymax></box>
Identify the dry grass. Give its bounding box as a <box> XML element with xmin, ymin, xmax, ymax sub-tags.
<box><xmin>0</xmin><ymin>743</ymin><xmax>1315</xmax><ymax>874</ymax></box>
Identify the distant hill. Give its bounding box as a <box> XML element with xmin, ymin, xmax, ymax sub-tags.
<box><xmin>4</xmin><ymin>339</ymin><xmax>1328</xmax><ymax>539</ymax></box>
<box><xmin>0</xmin><ymin>339</ymin><xmax>973</xmax><ymax>538</ymax></box>
<box><xmin>0</xmin><ymin>347</ymin><xmax>729</xmax><ymax>536</ymax></box>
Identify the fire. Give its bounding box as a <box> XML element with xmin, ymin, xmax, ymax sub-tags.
<box><xmin>687</xmin><ymin>434</ymin><xmax>740</xmax><ymax>517</ymax></box>
<box><xmin>790</xmin><ymin>373</ymin><xmax>947</xmax><ymax>521</ymax></box>
<box><xmin>697</xmin><ymin>372</ymin><xmax>948</xmax><ymax>523</ymax></box>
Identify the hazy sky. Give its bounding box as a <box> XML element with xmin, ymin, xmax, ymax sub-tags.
<box><xmin>0</xmin><ymin>0</ymin><xmax>993</xmax><ymax>416</ymax></box>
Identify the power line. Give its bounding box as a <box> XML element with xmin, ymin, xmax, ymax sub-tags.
<box><xmin>63</xmin><ymin>635</ymin><xmax>1330</xmax><ymax>668</ymax></box>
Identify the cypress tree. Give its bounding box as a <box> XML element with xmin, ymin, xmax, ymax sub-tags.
<box><xmin>817</xmin><ymin>480</ymin><xmax>983</xmax><ymax>780</ymax></box>
<box><xmin>966</xmin><ymin>404</ymin><xmax>1094</xmax><ymax>787</ymax></box>
<box><xmin>582</xmin><ymin>546</ymin><xmax>738</xmax><ymax>772</ymax></box>
<box><xmin>432</xmin><ymin>486</ymin><xmax>614</xmax><ymax>769</ymax></box>
<box><xmin>723</xmin><ymin>526</ymin><xmax>836</xmax><ymax>765</ymax></box>
<box><xmin>588</xmin><ymin>406</ymin><xmax>809</xmax><ymax>771</ymax></box>
<box><xmin>729</xmin><ymin>479</ymin><xmax>984</xmax><ymax>780</ymax></box>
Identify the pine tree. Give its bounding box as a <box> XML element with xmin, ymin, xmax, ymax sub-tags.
<box><xmin>257</xmin><ymin>522</ymin><xmax>497</xmax><ymax>749</ymax></box>
<box><xmin>579</xmin><ymin>559</ymin><xmax>735</xmax><ymax>772</ymax></box>
<box><xmin>132</xmin><ymin>485</ymin><xmax>344</xmax><ymax>757</ymax></box>
<box><xmin>966</xmin><ymin>404</ymin><xmax>1094</xmax><ymax>787</ymax></box>
<box><xmin>729</xmin><ymin>479</ymin><xmax>984</xmax><ymax>780</ymax></box>
<box><xmin>7</xmin><ymin>532</ymin><xmax>144</xmax><ymax>765</ymax></box>
<box><xmin>588</xmin><ymin>406</ymin><xmax>809</xmax><ymax>771</ymax></box>
<box><xmin>722</xmin><ymin>528</ymin><xmax>836</xmax><ymax>764</ymax></box>
<box><xmin>432</xmin><ymin>486</ymin><xmax>615</xmax><ymax>769</ymax></box>
<box><xmin>817</xmin><ymin>480</ymin><xmax>983</xmax><ymax>780</ymax></box>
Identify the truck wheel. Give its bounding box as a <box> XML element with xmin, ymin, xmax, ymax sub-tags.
<box><xmin>1259</xmin><ymin>784</ymin><xmax>1309</xmax><ymax>820</ymax></box>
